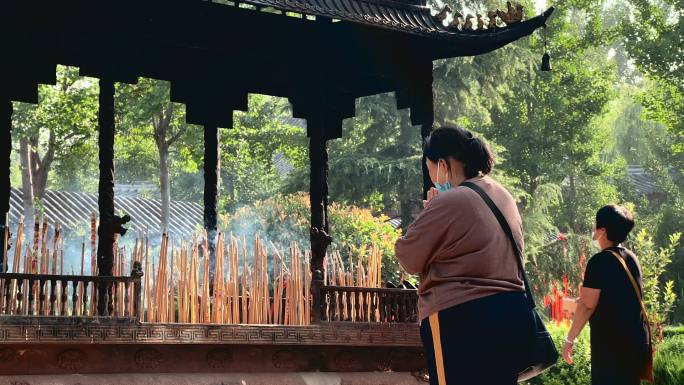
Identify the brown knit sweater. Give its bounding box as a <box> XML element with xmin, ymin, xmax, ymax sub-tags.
<box><xmin>395</xmin><ymin>176</ymin><xmax>525</xmax><ymax>321</ymax></box>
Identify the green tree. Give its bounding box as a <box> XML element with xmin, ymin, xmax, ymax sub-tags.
<box><xmin>323</xmin><ymin>94</ymin><xmax>423</xmax><ymax>230</ymax></box>
<box><xmin>221</xmin><ymin>94</ymin><xmax>308</xmax><ymax>210</ymax></box>
<box><xmin>12</xmin><ymin>65</ymin><xmax>99</xmax><ymax>219</ymax></box>
<box><xmin>621</xmin><ymin>0</ymin><xmax>684</xmax><ymax>172</ymax></box>
<box><xmin>225</xmin><ymin>193</ymin><xmax>403</xmax><ymax>282</ymax></box>
<box><xmin>477</xmin><ymin>2</ymin><xmax>620</xmax><ymax>285</ymax></box>
<box><xmin>632</xmin><ymin>229</ymin><xmax>681</xmax><ymax>325</ymax></box>
<box><xmin>605</xmin><ymin>85</ymin><xmax>684</xmax><ymax>323</ymax></box>
<box><xmin>116</xmin><ymin>79</ymin><xmax>197</xmax><ymax>231</ymax></box>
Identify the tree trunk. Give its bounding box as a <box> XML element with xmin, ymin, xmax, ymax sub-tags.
<box><xmin>30</xmin><ymin>130</ymin><xmax>55</xmax><ymax>202</ymax></box>
<box><xmin>154</xmin><ymin>103</ymin><xmax>175</xmax><ymax>234</ymax></box>
<box><xmin>19</xmin><ymin>138</ymin><xmax>34</xmax><ymax>221</ymax></box>
<box><xmin>399</xmin><ymin>198</ymin><xmax>413</xmax><ymax>233</ymax></box>
<box><xmin>518</xmin><ymin>177</ymin><xmax>540</xmax><ymax>213</ymax></box>
<box><xmin>158</xmin><ymin>142</ymin><xmax>170</xmax><ymax>233</ymax></box>
<box><xmin>397</xmin><ymin>112</ymin><xmax>416</xmax><ymax>231</ymax></box>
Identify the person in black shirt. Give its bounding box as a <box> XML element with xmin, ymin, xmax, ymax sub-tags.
<box><xmin>562</xmin><ymin>205</ymin><xmax>649</xmax><ymax>385</ymax></box>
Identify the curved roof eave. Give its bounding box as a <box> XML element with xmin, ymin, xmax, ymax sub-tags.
<box><xmin>238</xmin><ymin>0</ymin><xmax>553</xmax><ymax>41</ymax></box>
<box><xmin>428</xmin><ymin>7</ymin><xmax>555</xmax><ymax>60</ymax></box>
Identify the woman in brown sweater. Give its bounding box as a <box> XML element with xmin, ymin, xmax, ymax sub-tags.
<box><xmin>395</xmin><ymin>126</ymin><xmax>530</xmax><ymax>385</ymax></box>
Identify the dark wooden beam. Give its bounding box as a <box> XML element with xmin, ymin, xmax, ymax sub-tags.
<box><xmin>97</xmin><ymin>78</ymin><xmax>116</xmax><ymax>316</ymax></box>
<box><xmin>0</xmin><ymin>98</ymin><xmax>12</xmax><ymax>272</ymax></box>
<box><xmin>405</xmin><ymin>63</ymin><xmax>435</xmax><ymax>199</ymax></box>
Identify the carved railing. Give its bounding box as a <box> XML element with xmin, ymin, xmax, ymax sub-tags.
<box><xmin>0</xmin><ymin>262</ymin><xmax>143</xmax><ymax>319</ymax></box>
<box><xmin>320</xmin><ymin>285</ymin><xmax>418</xmax><ymax>323</ymax></box>
<box><xmin>0</xmin><ymin>270</ymin><xmax>417</xmax><ymax>324</ymax></box>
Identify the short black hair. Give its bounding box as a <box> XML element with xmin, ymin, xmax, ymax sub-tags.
<box><xmin>596</xmin><ymin>205</ymin><xmax>635</xmax><ymax>244</ymax></box>
<box><xmin>423</xmin><ymin>125</ymin><xmax>494</xmax><ymax>179</ymax></box>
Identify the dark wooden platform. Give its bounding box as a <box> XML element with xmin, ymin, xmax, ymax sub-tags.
<box><xmin>0</xmin><ymin>317</ymin><xmax>423</xmax><ymax>375</ymax></box>
<box><xmin>0</xmin><ymin>317</ymin><xmax>420</xmax><ymax>347</ymax></box>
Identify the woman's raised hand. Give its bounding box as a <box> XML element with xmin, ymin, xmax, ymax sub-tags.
<box><xmin>423</xmin><ymin>187</ymin><xmax>439</xmax><ymax>208</ymax></box>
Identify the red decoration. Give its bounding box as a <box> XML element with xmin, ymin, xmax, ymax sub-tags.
<box><xmin>579</xmin><ymin>253</ymin><xmax>587</xmax><ymax>278</ymax></box>
<box><xmin>551</xmin><ymin>285</ymin><xmax>558</xmax><ymax>322</ymax></box>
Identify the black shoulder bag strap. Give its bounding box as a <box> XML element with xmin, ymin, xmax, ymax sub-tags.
<box><xmin>460</xmin><ymin>181</ymin><xmax>537</xmax><ymax>309</ymax></box>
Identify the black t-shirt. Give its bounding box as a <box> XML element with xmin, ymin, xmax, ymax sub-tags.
<box><xmin>583</xmin><ymin>247</ymin><xmax>649</xmax><ymax>361</ymax></box>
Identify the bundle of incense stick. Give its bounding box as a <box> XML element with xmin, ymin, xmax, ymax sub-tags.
<box><xmin>0</xmin><ymin>218</ymin><xmax>146</xmax><ymax>317</ymax></box>
<box><xmin>1</xmin><ymin>217</ymin><xmax>67</xmax><ymax>316</ymax></box>
<box><xmin>3</xmin><ymin>219</ymin><xmax>387</xmax><ymax>324</ymax></box>
<box><xmin>141</xmin><ymin>231</ymin><xmax>383</xmax><ymax>325</ymax></box>
<box><xmin>8</xmin><ymin>217</ymin><xmax>64</xmax><ymax>274</ymax></box>
<box><xmin>323</xmin><ymin>245</ymin><xmax>383</xmax><ymax>322</ymax></box>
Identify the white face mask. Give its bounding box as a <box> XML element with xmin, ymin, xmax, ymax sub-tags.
<box><xmin>592</xmin><ymin>231</ymin><xmax>603</xmax><ymax>250</ymax></box>
<box><xmin>434</xmin><ymin>161</ymin><xmax>452</xmax><ymax>192</ymax></box>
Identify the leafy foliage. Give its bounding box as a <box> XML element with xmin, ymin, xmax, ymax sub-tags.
<box><xmin>621</xmin><ymin>0</ymin><xmax>684</xmax><ymax>173</ymax></box>
<box><xmin>223</xmin><ymin>94</ymin><xmax>308</xmax><ymax>209</ymax></box>
<box><xmin>663</xmin><ymin>326</ymin><xmax>684</xmax><ymax>339</ymax></box>
<box><xmin>12</xmin><ymin>65</ymin><xmax>100</xmax><ymax>194</ymax></box>
<box><xmin>632</xmin><ymin>229</ymin><xmax>681</xmax><ymax>325</ymax></box>
<box><xmin>654</xmin><ymin>334</ymin><xmax>684</xmax><ymax>385</ymax></box>
<box><xmin>224</xmin><ymin>193</ymin><xmax>403</xmax><ymax>282</ymax></box>
<box><xmin>525</xmin><ymin>322</ymin><xmax>592</xmax><ymax>385</ymax></box>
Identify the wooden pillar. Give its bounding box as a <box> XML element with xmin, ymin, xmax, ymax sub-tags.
<box><xmin>0</xmin><ymin>98</ymin><xmax>12</xmax><ymax>272</ymax></box>
<box><xmin>97</xmin><ymin>78</ymin><xmax>116</xmax><ymax>316</ymax></box>
<box><xmin>309</xmin><ymin>131</ymin><xmax>332</xmax><ymax>324</ymax></box>
<box><xmin>203</xmin><ymin>124</ymin><xmax>219</xmax><ymax>271</ymax></box>
<box><xmin>418</xmin><ymin>68</ymin><xmax>435</xmax><ymax>199</ymax></box>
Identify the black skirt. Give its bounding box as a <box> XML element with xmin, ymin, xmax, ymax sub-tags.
<box><xmin>419</xmin><ymin>291</ymin><xmax>531</xmax><ymax>385</ymax></box>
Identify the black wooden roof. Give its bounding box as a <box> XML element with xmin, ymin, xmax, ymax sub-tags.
<box><xmin>234</xmin><ymin>0</ymin><xmax>553</xmax><ymax>56</ymax></box>
<box><xmin>1</xmin><ymin>0</ymin><xmax>555</xmax><ymax>138</ymax></box>
<box><xmin>247</xmin><ymin>0</ymin><xmax>455</xmax><ymax>35</ymax></box>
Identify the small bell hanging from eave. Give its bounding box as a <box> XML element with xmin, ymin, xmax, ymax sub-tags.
<box><xmin>540</xmin><ymin>24</ymin><xmax>551</xmax><ymax>72</ymax></box>
<box><xmin>541</xmin><ymin>52</ymin><xmax>551</xmax><ymax>71</ymax></box>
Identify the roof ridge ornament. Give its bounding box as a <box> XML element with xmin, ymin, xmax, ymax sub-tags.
<box><xmin>441</xmin><ymin>2</ymin><xmax>526</xmax><ymax>31</ymax></box>
<box><xmin>448</xmin><ymin>10</ymin><xmax>463</xmax><ymax>29</ymax></box>
<box><xmin>476</xmin><ymin>14</ymin><xmax>485</xmax><ymax>30</ymax></box>
<box><xmin>463</xmin><ymin>14</ymin><xmax>474</xmax><ymax>30</ymax></box>
<box><xmin>487</xmin><ymin>10</ymin><xmax>498</xmax><ymax>29</ymax></box>
<box><xmin>434</xmin><ymin>5</ymin><xmax>452</xmax><ymax>23</ymax></box>
<box><xmin>498</xmin><ymin>1</ymin><xmax>524</xmax><ymax>25</ymax></box>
